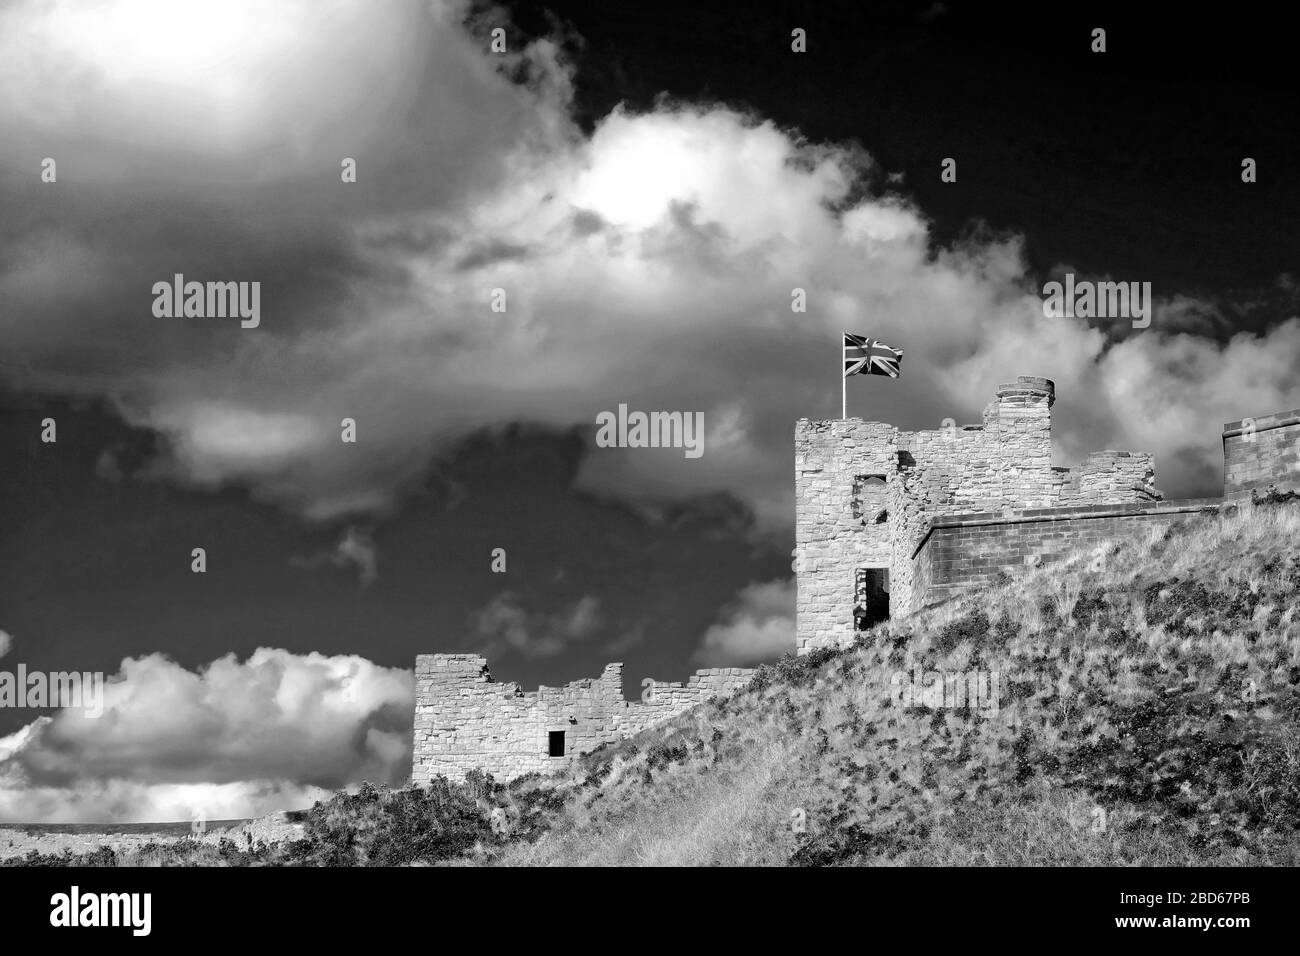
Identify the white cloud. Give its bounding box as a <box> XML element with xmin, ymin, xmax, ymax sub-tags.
<box><xmin>291</xmin><ymin>526</ymin><xmax>379</xmax><ymax>586</ymax></box>
<box><xmin>694</xmin><ymin>579</ymin><xmax>795</xmax><ymax>667</ymax></box>
<box><xmin>469</xmin><ymin>592</ymin><xmax>603</xmax><ymax>659</ymax></box>
<box><xmin>0</xmin><ymin>776</ymin><xmax>330</xmax><ymax>827</ymax></box>
<box><xmin>147</xmin><ymin>403</ymin><xmax>330</xmax><ymax>483</ymax></box>
<box><xmin>0</xmin><ymin>0</ymin><xmax>437</xmax><ymax>185</ymax></box>
<box><xmin>0</xmin><ymin>648</ymin><xmax>412</xmax><ymax>823</ymax></box>
<box><xmin>1</xmin><ymin>0</ymin><xmax>1297</xmax><ymax>538</ymax></box>
<box><xmin>1</xmin><ymin>0</ymin><xmax>1297</xmax><ymax>822</ymax></box>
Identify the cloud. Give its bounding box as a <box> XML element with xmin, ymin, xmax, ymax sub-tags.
<box><xmin>291</xmin><ymin>526</ymin><xmax>379</xmax><ymax>586</ymax></box>
<box><xmin>0</xmin><ymin>648</ymin><xmax>412</xmax><ymax>823</ymax></box>
<box><xmin>0</xmin><ymin>0</ymin><xmax>532</xmax><ymax>195</ymax></box>
<box><xmin>694</xmin><ymin>579</ymin><xmax>795</xmax><ymax>667</ymax></box>
<box><xmin>602</xmin><ymin>620</ymin><xmax>648</xmax><ymax>656</ymax></box>
<box><xmin>468</xmin><ymin>592</ymin><xmax>603</xmax><ymax>659</ymax></box>
<box><xmin>2</xmin><ymin>0</ymin><xmax>1298</xmax><ymax>541</ymax></box>
<box><xmin>1</xmin><ymin>0</ymin><xmax>1296</xmax><ymax>823</ymax></box>
<box><xmin>0</xmin><ymin>771</ymin><xmax>329</xmax><ymax>828</ymax></box>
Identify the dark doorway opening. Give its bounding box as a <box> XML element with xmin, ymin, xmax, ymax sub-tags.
<box><xmin>854</xmin><ymin>568</ymin><xmax>890</xmax><ymax>630</ymax></box>
<box><xmin>548</xmin><ymin>731</ymin><xmax>566</xmax><ymax>757</ymax></box>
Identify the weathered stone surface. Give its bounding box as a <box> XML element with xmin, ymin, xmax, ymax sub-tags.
<box><xmin>1223</xmin><ymin>409</ymin><xmax>1300</xmax><ymax>495</ymax></box>
<box><xmin>411</xmin><ymin>656</ymin><xmax>755</xmax><ymax>784</ymax></box>
<box><xmin>414</xmin><ymin>379</ymin><xmax>1300</xmax><ymax>781</ymax></box>
<box><xmin>796</xmin><ymin>375</ymin><xmax>1300</xmax><ymax>655</ymax></box>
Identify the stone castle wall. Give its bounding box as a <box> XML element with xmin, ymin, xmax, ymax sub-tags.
<box><xmin>910</xmin><ymin>498</ymin><xmax>1225</xmax><ymax>606</ymax></box>
<box><xmin>412</xmin><ymin>654</ymin><xmax>754</xmax><ymax>784</ymax></box>
<box><xmin>1223</xmin><ymin>409</ymin><xmax>1300</xmax><ymax>496</ymax></box>
<box><xmin>414</xmin><ymin>378</ymin><xmax>1300</xmax><ymax>782</ymax></box>
<box><xmin>795</xmin><ymin>376</ymin><xmax>1163</xmax><ymax>653</ymax></box>
<box><xmin>796</xmin><ymin>374</ymin><xmax>1298</xmax><ymax>655</ymax></box>
<box><xmin>794</xmin><ymin>420</ymin><xmax>897</xmax><ymax>658</ymax></box>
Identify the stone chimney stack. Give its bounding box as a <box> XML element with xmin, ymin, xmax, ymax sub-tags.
<box><xmin>995</xmin><ymin>375</ymin><xmax>1055</xmax><ymax>408</ymax></box>
<box><xmin>984</xmin><ymin>376</ymin><xmax>1056</xmax><ymax>506</ymax></box>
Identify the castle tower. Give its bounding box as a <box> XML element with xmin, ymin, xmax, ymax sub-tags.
<box><xmin>981</xmin><ymin>376</ymin><xmax>1057</xmax><ymax>508</ymax></box>
<box><xmin>794</xmin><ymin>375</ymin><xmax>1176</xmax><ymax>655</ymax></box>
<box><xmin>794</xmin><ymin>419</ymin><xmax>898</xmax><ymax>655</ymax></box>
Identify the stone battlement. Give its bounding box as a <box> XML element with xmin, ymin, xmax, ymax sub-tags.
<box><xmin>796</xmin><ymin>375</ymin><xmax>1300</xmax><ymax>654</ymax></box>
<box><xmin>412</xmin><ymin>654</ymin><xmax>755</xmax><ymax>784</ymax></box>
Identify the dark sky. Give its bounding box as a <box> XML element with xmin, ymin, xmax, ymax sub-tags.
<box><xmin>0</xmin><ymin>0</ymin><xmax>1296</xmax><ymax>818</ymax></box>
<box><xmin>502</xmin><ymin>0</ymin><xmax>1297</xmax><ymax>308</ymax></box>
<box><xmin>0</xmin><ymin>395</ymin><xmax>778</xmax><ymax>738</ymax></box>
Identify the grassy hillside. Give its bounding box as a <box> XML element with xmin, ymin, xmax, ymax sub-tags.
<box><xmin>498</xmin><ymin>494</ymin><xmax>1300</xmax><ymax>866</ymax></box>
<box><xmin>10</xmin><ymin>495</ymin><xmax>1300</xmax><ymax>867</ymax></box>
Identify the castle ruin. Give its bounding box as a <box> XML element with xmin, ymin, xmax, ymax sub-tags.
<box><xmin>412</xmin><ymin>375</ymin><xmax>1300</xmax><ymax>783</ymax></box>
<box><xmin>795</xmin><ymin>375</ymin><xmax>1300</xmax><ymax>654</ymax></box>
<box><xmin>411</xmin><ymin>654</ymin><xmax>755</xmax><ymax>784</ymax></box>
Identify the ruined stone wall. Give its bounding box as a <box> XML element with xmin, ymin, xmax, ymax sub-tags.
<box><xmin>412</xmin><ymin>655</ymin><xmax>755</xmax><ymax>784</ymax></box>
<box><xmin>620</xmin><ymin>668</ymin><xmax>757</xmax><ymax>735</ymax></box>
<box><xmin>1060</xmin><ymin>451</ymin><xmax>1161</xmax><ymax>505</ymax></box>
<box><xmin>1223</xmin><ymin>410</ymin><xmax>1300</xmax><ymax>495</ymax></box>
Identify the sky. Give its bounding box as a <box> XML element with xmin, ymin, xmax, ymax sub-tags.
<box><xmin>0</xmin><ymin>0</ymin><xmax>1296</xmax><ymax>821</ymax></box>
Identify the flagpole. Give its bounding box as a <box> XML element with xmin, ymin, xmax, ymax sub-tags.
<box><xmin>841</xmin><ymin>333</ymin><xmax>846</xmax><ymax>419</ymax></box>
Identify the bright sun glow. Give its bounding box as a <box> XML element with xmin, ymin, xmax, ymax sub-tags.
<box><xmin>0</xmin><ymin>0</ymin><xmax>427</xmax><ymax>173</ymax></box>
<box><xmin>573</xmin><ymin>119</ymin><xmax>703</xmax><ymax>228</ymax></box>
<box><xmin>47</xmin><ymin>0</ymin><xmax>290</xmax><ymax>90</ymax></box>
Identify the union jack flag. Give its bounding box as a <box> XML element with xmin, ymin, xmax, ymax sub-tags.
<box><xmin>843</xmin><ymin>333</ymin><xmax>903</xmax><ymax>378</ymax></box>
